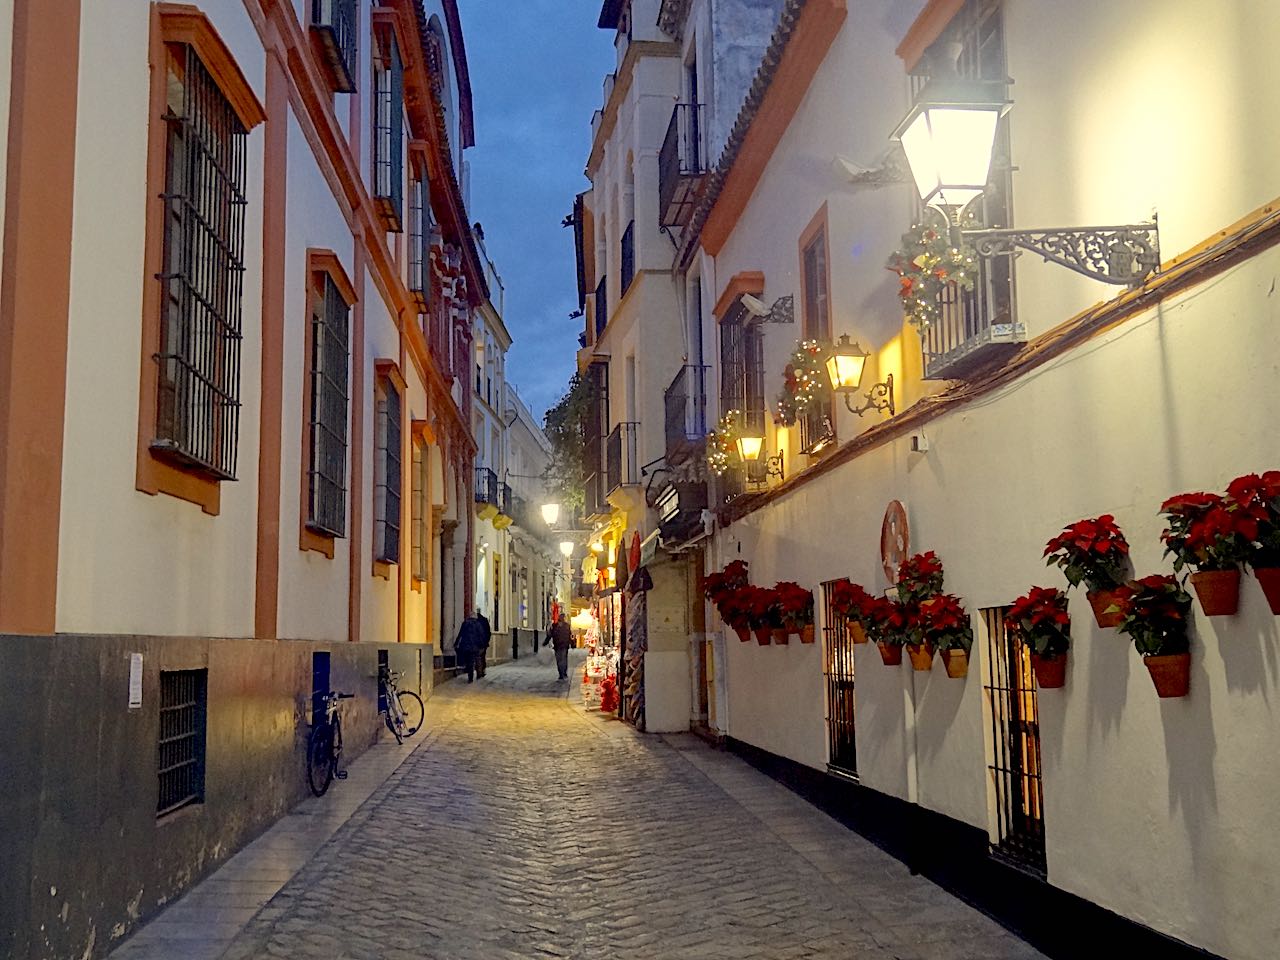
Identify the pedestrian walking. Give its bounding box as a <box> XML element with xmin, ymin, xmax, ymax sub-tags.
<box><xmin>455</xmin><ymin>611</ymin><xmax>486</xmax><ymax>683</ymax></box>
<box><xmin>550</xmin><ymin>614</ymin><xmax>573</xmax><ymax>681</ymax></box>
<box><xmin>475</xmin><ymin>611</ymin><xmax>492</xmax><ymax>678</ymax></box>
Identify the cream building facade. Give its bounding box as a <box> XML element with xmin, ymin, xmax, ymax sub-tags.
<box><xmin>0</xmin><ymin>2</ymin><xmax>484</xmax><ymax>957</ymax></box>
<box><xmin>662</xmin><ymin>0</ymin><xmax>1280</xmax><ymax>957</ymax></box>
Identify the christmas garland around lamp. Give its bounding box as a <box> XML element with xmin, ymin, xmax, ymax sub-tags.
<box><xmin>885</xmin><ymin>208</ymin><xmax>978</xmax><ymax>333</ymax></box>
<box><xmin>706</xmin><ymin>409</ymin><xmax>744</xmax><ymax>477</ymax></box>
<box><xmin>775</xmin><ymin>339</ymin><xmax>832</xmax><ymax>428</ymax></box>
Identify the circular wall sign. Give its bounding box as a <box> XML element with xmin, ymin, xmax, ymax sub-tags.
<box><xmin>880</xmin><ymin>500</ymin><xmax>909</xmax><ymax>585</ymax></box>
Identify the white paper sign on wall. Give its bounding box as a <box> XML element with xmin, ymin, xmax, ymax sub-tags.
<box><xmin>128</xmin><ymin>653</ymin><xmax>143</xmax><ymax>709</ymax></box>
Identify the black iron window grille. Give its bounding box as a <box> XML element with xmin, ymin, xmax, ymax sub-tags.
<box><xmin>620</xmin><ymin>220</ymin><xmax>635</xmax><ymax>296</ymax></box>
<box><xmin>157</xmin><ymin>669</ymin><xmax>208</xmax><ymax>817</ymax></box>
<box><xmin>594</xmin><ymin>274</ymin><xmax>608</xmax><ymax>337</ymax></box>
<box><xmin>822</xmin><ymin>580</ymin><xmax>857</xmax><ymax>777</ymax></box>
<box><xmin>372</xmin><ymin>29</ymin><xmax>404</xmax><ymax>232</ymax></box>
<box><xmin>982</xmin><ymin>606</ymin><xmax>1047</xmax><ymax>875</ymax></box>
<box><xmin>411</xmin><ymin>438</ymin><xmax>427</xmax><ymax>581</ymax></box>
<box><xmin>374</xmin><ymin>378</ymin><xmax>402</xmax><ymax>563</ymax></box>
<box><xmin>408</xmin><ymin>171</ymin><xmax>429</xmax><ymax>307</ymax></box>
<box><xmin>154</xmin><ymin>44</ymin><xmax>247</xmax><ymax>481</ymax></box>
<box><xmin>308</xmin><ymin>275</ymin><xmax>349</xmax><ymax>537</ymax></box>
<box><xmin>310</xmin><ymin>0</ymin><xmax>357</xmax><ymax>93</ymax></box>
<box><xmin>719</xmin><ymin>307</ymin><xmax>767</xmax><ymax>483</ymax></box>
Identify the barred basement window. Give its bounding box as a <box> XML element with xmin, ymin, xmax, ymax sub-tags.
<box><xmin>982</xmin><ymin>606</ymin><xmax>1047</xmax><ymax>875</ymax></box>
<box><xmin>308</xmin><ymin>273</ymin><xmax>350</xmax><ymax>537</ymax></box>
<box><xmin>154</xmin><ymin>43</ymin><xmax>247</xmax><ymax>480</ymax></box>
<box><xmin>822</xmin><ymin>580</ymin><xmax>857</xmax><ymax>777</ymax></box>
<box><xmin>372</xmin><ymin>26</ymin><xmax>404</xmax><ymax>232</ymax></box>
<box><xmin>157</xmin><ymin>669</ymin><xmax>207</xmax><ymax>817</ymax></box>
<box><xmin>374</xmin><ymin>375</ymin><xmax>402</xmax><ymax>564</ymax></box>
<box><xmin>411</xmin><ymin>437</ymin><xmax>427</xmax><ymax>581</ymax></box>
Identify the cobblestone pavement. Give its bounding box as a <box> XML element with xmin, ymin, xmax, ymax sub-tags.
<box><xmin>212</xmin><ymin>654</ymin><xmax>1044</xmax><ymax>960</ymax></box>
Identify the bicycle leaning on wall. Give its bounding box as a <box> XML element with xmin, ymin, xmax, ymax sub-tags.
<box><xmin>380</xmin><ymin>665</ymin><xmax>424</xmax><ymax>744</ymax></box>
<box><xmin>307</xmin><ymin>689</ymin><xmax>354</xmax><ymax>797</ymax></box>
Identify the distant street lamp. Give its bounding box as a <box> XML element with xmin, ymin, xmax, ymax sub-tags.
<box><xmin>558</xmin><ymin>540</ymin><xmax>575</xmax><ymax>558</ymax></box>
<box><xmin>541</xmin><ymin>502</ymin><xmax>561</xmax><ymax>526</ymax></box>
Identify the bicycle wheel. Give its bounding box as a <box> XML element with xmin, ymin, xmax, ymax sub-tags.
<box><xmin>332</xmin><ymin>715</ymin><xmax>344</xmax><ymax>771</ymax></box>
<box><xmin>396</xmin><ymin>690</ymin><xmax>424</xmax><ymax>738</ymax></box>
<box><xmin>307</xmin><ymin>725</ymin><xmax>334</xmax><ymax>797</ymax></box>
<box><xmin>383</xmin><ymin>689</ymin><xmax>404</xmax><ymax>744</ymax></box>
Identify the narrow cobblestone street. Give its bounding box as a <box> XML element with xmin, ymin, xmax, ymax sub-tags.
<box><xmin>121</xmin><ymin>654</ymin><xmax>1046</xmax><ymax>960</ymax></box>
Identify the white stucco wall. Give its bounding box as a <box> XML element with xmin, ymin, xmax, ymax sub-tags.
<box><xmin>57</xmin><ymin>0</ymin><xmax>266</xmax><ymax>637</ymax></box>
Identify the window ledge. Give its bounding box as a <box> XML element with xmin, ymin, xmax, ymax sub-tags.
<box><xmin>300</xmin><ymin>524</ymin><xmax>337</xmax><ymax>559</ymax></box>
<box><xmin>373</xmin><ymin>559</ymin><xmax>395</xmax><ymax>580</ymax></box>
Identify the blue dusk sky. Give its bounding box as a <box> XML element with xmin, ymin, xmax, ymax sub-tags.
<box><xmin>458</xmin><ymin>1</ymin><xmax>614</xmax><ymax>420</ymax></box>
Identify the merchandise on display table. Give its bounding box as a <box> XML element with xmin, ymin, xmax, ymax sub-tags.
<box><xmin>580</xmin><ymin>651</ymin><xmax>618</xmax><ymax>710</ymax></box>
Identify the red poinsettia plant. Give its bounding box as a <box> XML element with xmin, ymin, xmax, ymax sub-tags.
<box><xmin>716</xmin><ymin>589</ymin><xmax>751</xmax><ymax>630</ymax></box>
<box><xmin>897</xmin><ymin>551</ymin><xmax>945</xmax><ymax>605</ymax></box>
<box><xmin>1108</xmin><ymin>574</ymin><xmax>1192</xmax><ymax>657</ymax></box>
<box><xmin>862</xmin><ymin>595</ymin><xmax>909</xmax><ymax>646</ymax></box>
<box><xmin>1159</xmin><ymin>492</ymin><xmax>1257</xmax><ymax>573</ymax></box>
<box><xmin>830</xmin><ymin>579</ymin><xmax>878</xmax><ymax>623</ymax></box>
<box><xmin>703</xmin><ymin>560</ymin><xmax>749</xmax><ymax>604</ymax></box>
<box><xmin>1226</xmin><ymin>471</ymin><xmax>1280</xmax><ymax>568</ymax></box>
<box><xmin>741</xmin><ymin>585</ymin><xmax>783</xmax><ymax>629</ymax></box>
<box><xmin>910</xmin><ymin>594</ymin><xmax>973</xmax><ymax>652</ymax></box>
<box><xmin>1005</xmin><ymin>587</ymin><xmax>1071</xmax><ymax>660</ymax></box>
<box><xmin>773</xmin><ymin>581</ymin><xmax>815</xmax><ymax>629</ymax></box>
<box><xmin>1043</xmin><ymin>515</ymin><xmax>1130</xmax><ymax>592</ymax></box>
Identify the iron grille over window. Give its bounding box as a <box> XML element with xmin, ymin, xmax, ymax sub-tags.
<box><xmin>802</xmin><ymin>229</ymin><xmax>830</xmax><ymax>341</ymax></box>
<box><xmin>594</xmin><ymin>274</ymin><xmax>608</xmax><ymax>337</ymax></box>
<box><xmin>308</xmin><ymin>275</ymin><xmax>349</xmax><ymax>537</ymax></box>
<box><xmin>372</xmin><ymin>31</ymin><xmax>404</xmax><ymax>232</ymax></box>
<box><xmin>620</xmin><ymin>221</ymin><xmax>635</xmax><ymax>296</ymax></box>
<box><xmin>409</xmin><ymin>172</ymin><xmax>430</xmax><ymax>308</ymax></box>
<box><xmin>411</xmin><ymin>439</ymin><xmax>427</xmax><ymax>580</ymax></box>
<box><xmin>310</xmin><ymin>0</ymin><xmax>357</xmax><ymax>93</ymax></box>
<box><xmin>982</xmin><ymin>606</ymin><xmax>1047</xmax><ymax>874</ymax></box>
<box><xmin>157</xmin><ymin>669</ymin><xmax>207</xmax><ymax>817</ymax></box>
<box><xmin>719</xmin><ymin>308</ymin><xmax>767</xmax><ymax>482</ymax></box>
<box><xmin>375</xmin><ymin>378</ymin><xmax>402</xmax><ymax>563</ymax></box>
<box><xmin>154</xmin><ymin>44</ymin><xmax>247</xmax><ymax>481</ymax></box>
<box><xmin>822</xmin><ymin>581</ymin><xmax>856</xmax><ymax>776</ymax></box>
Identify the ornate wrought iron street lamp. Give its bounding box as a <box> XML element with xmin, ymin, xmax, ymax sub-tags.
<box><xmin>826</xmin><ymin>335</ymin><xmax>895</xmax><ymax>417</ymax></box>
<box><xmin>892</xmin><ymin>58</ymin><xmax>1160</xmax><ymax>286</ymax></box>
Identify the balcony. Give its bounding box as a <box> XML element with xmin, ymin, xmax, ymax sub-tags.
<box><xmin>798</xmin><ymin>405</ymin><xmax>836</xmax><ymax>456</ymax></box>
<box><xmin>474</xmin><ymin>468</ymin><xmax>499</xmax><ymax>520</ymax></box>
<box><xmin>584</xmin><ymin>432</ymin><xmax>607</xmax><ymax>519</ymax></box>
<box><xmin>493</xmin><ymin>482</ymin><xmax>515</xmax><ymax>530</ymax></box>
<box><xmin>606</xmin><ymin>422</ymin><xmax>639</xmax><ymax>494</ymax></box>
<box><xmin>664</xmin><ymin>365</ymin><xmax>709</xmax><ymax>462</ymax></box>
<box><xmin>620</xmin><ymin>221</ymin><xmax>635</xmax><ymax>297</ymax></box>
<box><xmin>922</xmin><ymin>267</ymin><xmax>1024</xmax><ymax>380</ymax></box>
<box><xmin>594</xmin><ymin>275</ymin><xmax>608</xmax><ymax>338</ymax></box>
<box><xmin>659</xmin><ymin>103</ymin><xmax>708</xmax><ymax>228</ymax></box>
<box><xmin>310</xmin><ymin>0</ymin><xmax>357</xmax><ymax>93</ymax></box>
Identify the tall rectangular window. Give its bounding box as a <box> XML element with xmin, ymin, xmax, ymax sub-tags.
<box><xmin>372</xmin><ymin>25</ymin><xmax>404</xmax><ymax>232</ymax></box>
<box><xmin>310</xmin><ymin>0</ymin><xmax>358</xmax><ymax>93</ymax></box>
<box><xmin>718</xmin><ymin>307</ymin><xmax>766</xmax><ymax>483</ymax></box>
<box><xmin>154</xmin><ymin>42</ymin><xmax>248</xmax><ymax>480</ymax></box>
<box><xmin>307</xmin><ymin>273</ymin><xmax>350</xmax><ymax>538</ymax></box>
<box><xmin>374</xmin><ymin>374</ymin><xmax>402</xmax><ymax>564</ymax></box>
<box><xmin>407</xmin><ymin>161</ymin><xmax>430</xmax><ymax>307</ymax></box>
<box><xmin>822</xmin><ymin>580</ymin><xmax>856</xmax><ymax>777</ymax></box>
<box><xmin>411</xmin><ymin>437</ymin><xmax>428</xmax><ymax>581</ymax></box>
<box><xmin>982</xmin><ymin>605</ymin><xmax>1047</xmax><ymax>874</ymax></box>
<box><xmin>801</xmin><ymin>227</ymin><xmax>830</xmax><ymax>341</ymax></box>
<box><xmin>157</xmin><ymin>669</ymin><xmax>207</xmax><ymax>817</ymax></box>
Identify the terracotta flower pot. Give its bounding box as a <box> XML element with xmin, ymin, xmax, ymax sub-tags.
<box><xmin>754</xmin><ymin>626</ymin><xmax>771</xmax><ymax>645</ymax></box>
<box><xmin>877</xmin><ymin>641</ymin><xmax>902</xmax><ymax>666</ymax></box>
<box><xmin>1190</xmin><ymin>569</ymin><xmax>1241</xmax><ymax>616</ymax></box>
<box><xmin>906</xmin><ymin>642</ymin><xmax>935</xmax><ymax>672</ymax></box>
<box><xmin>941</xmin><ymin>648</ymin><xmax>968</xmax><ymax>678</ymax></box>
<box><xmin>800</xmin><ymin>624</ymin><xmax>816</xmax><ymax>644</ymax></box>
<box><xmin>1144</xmin><ymin>652</ymin><xmax>1191</xmax><ymax>698</ymax></box>
<box><xmin>772</xmin><ymin>628</ymin><xmax>790</xmax><ymax>645</ymax></box>
<box><xmin>1253</xmin><ymin>567</ymin><xmax>1280</xmax><ymax>615</ymax></box>
<box><xmin>1087</xmin><ymin>588</ymin><xmax>1125</xmax><ymax>628</ymax></box>
<box><xmin>1031</xmin><ymin>652</ymin><xmax>1067</xmax><ymax>689</ymax></box>
<box><xmin>847</xmin><ymin>620</ymin><xmax>869</xmax><ymax>644</ymax></box>
<box><xmin>733</xmin><ymin>623</ymin><xmax>752</xmax><ymax>643</ymax></box>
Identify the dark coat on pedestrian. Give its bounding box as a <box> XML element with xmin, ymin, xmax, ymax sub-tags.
<box><xmin>455</xmin><ymin>616</ymin><xmax>485</xmax><ymax>654</ymax></box>
<box><xmin>551</xmin><ymin>619</ymin><xmax>573</xmax><ymax>651</ymax></box>
<box><xmin>476</xmin><ymin>613</ymin><xmax>492</xmax><ymax>649</ymax></box>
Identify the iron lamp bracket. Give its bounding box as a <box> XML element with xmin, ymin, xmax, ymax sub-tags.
<box><xmin>958</xmin><ymin>221</ymin><xmax>1160</xmax><ymax>287</ymax></box>
<box><xmin>841</xmin><ymin>374</ymin><xmax>895</xmax><ymax>418</ymax></box>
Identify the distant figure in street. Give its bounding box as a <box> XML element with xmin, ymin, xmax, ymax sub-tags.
<box><xmin>455</xmin><ymin>612</ymin><xmax>487</xmax><ymax>683</ymax></box>
<box><xmin>475</xmin><ymin>612</ymin><xmax>492</xmax><ymax>678</ymax></box>
<box><xmin>550</xmin><ymin>615</ymin><xmax>573</xmax><ymax>681</ymax></box>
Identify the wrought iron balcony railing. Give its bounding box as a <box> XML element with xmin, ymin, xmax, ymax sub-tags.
<box><xmin>659</xmin><ymin>102</ymin><xmax>708</xmax><ymax>228</ymax></box>
<box><xmin>310</xmin><ymin>0</ymin><xmax>358</xmax><ymax>93</ymax></box>
<box><xmin>606</xmin><ymin>421</ymin><xmax>640</xmax><ymax>494</ymax></box>
<box><xmin>474</xmin><ymin>467</ymin><xmax>498</xmax><ymax>506</ymax></box>
<box><xmin>798</xmin><ymin>405</ymin><xmax>837</xmax><ymax>456</ymax></box>
<box><xmin>620</xmin><ymin>221</ymin><xmax>635</xmax><ymax>297</ymax></box>
<box><xmin>922</xmin><ymin>246</ymin><xmax>1023</xmax><ymax>380</ymax></box>
<box><xmin>664</xmin><ymin>364</ymin><xmax>709</xmax><ymax>461</ymax></box>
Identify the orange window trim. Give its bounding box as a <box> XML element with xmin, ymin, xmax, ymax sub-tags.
<box><xmin>798</xmin><ymin>203</ymin><xmax>832</xmax><ymax>340</ymax></box>
<box><xmin>713</xmin><ymin>271</ymin><xmax>765</xmax><ymax>321</ymax></box>
<box><xmin>136</xmin><ymin>6</ymin><xmax>266</xmax><ymax>516</ymax></box>
<box><xmin>299</xmin><ymin>250</ymin><xmax>357</xmax><ymax>560</ymax></box>
<box><xmin>896</xmin><ymin>0</ymin><xmax>966</xmax><ymax>71</ymax></box>
<box><xmin>700</xmin><ymin>0</ymin><xmax>847</xmax><ymax>257</ymax></box>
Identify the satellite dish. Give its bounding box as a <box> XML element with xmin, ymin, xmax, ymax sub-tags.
<box><xmin>740</xmin><ymin>294</ymin><xmax>769</xmax><ymax>318</ymax></box>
